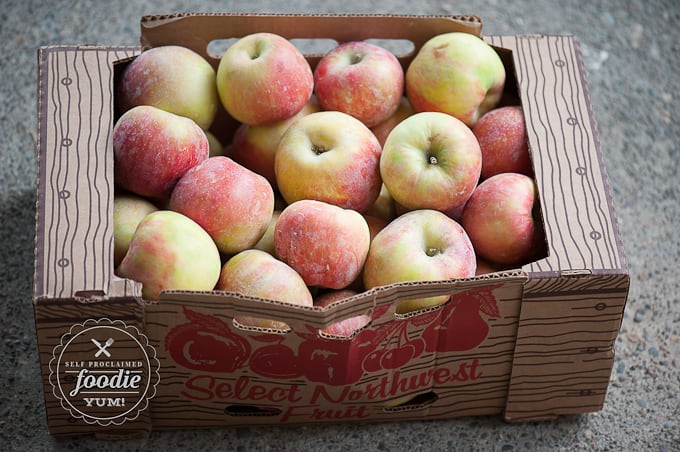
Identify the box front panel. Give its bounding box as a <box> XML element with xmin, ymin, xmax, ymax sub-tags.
<box><xmin>145</xmin><ymin>278</ymin><xmax>525</xmax><ymax>428</ymax></box>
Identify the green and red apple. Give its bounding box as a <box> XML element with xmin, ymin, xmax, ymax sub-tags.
<box><xmin>406</xmin><ymin>32</ymin><xmax>505</xmax><ymax>127</ymax></box>
<box><xmin>117</xmin><ymin>45</ymin><xmax>218</xmax><ymax>130</ymax></box>
<box><xmin>216</xmin><ymin>249</ymin><xmax>313</xmax><ymax>330</ymax></box>
<box><xmin>216</xmin><ymin>32</ymin><xmax>314</xmax><ymax>126</ymax></box>
<box><xmin>314</xmin><ymin>41</ymin><xmax>404</xmax><ymax>128</ymax></box>
<box><xmin>113</xmin><ymin>105</ymin><xmax>209</xmax><ymax>199</ymax></box>
<box><xmin>363</xmin><ymin>209</ymin><xmax>476</xmax><ymax>314</ymax></box>
<box><xmin>230</xmin><ymin>96</ymin><xmax>320</xmax><ymax>190</ymax></box>
<box><xmin>380</xmin><ymin>111</ymin><xmax>481</xmax><ymax>215</ymax></box>
<box><xmin>169</xmin><ymin>156</ymin><xmax>274</xmax><ymax>255</ymax></box>
<box><xmin>116</xmin><ymin>210</ymin><xmax>221</xmax><ymax>301</ymax></box>
<box><xmin>473</xmin><ymin>106</ymin><xmax>533</xmax><ymax>179</ymax></box>
<box><xmin>113</xmin><ymin>194</ymin><xmax>158</xmax><ymax>267</ymax></box>
<box><xmin>275</xmin><ymin>111</ymin><xmax>383</xmax><ymax>213</ymax></box>
<box><xmin>461</xmin><ymin>172</ymin><xmax>543</xmax><ymax>265</ymax></box>
<box><xmin>274</xmin><ymin>199</ymin><xmax>371</xmax><ymax>290</ymax></box>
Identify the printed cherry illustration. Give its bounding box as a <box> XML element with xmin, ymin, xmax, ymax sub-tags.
<box><xmin>380</xmin><ymin>326</ymin><xmax>426</xmax><ymax>370</ymax></box>
<box><xmin>424</xmin><ymin>284</ymin><xmax>503</xmax><ymax>352</ymax></box>
<box><xmin>165</xmin><ymin>307</ymin><xmax>250</xmax><ymax>373</ymax></box>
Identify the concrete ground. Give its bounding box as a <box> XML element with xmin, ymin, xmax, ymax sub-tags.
<box><xmin>1</xmin><ymin>0</ymin><xmax>678</xmax><ymax>450</ymax></box>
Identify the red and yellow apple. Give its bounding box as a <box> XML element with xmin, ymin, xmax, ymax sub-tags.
<box><xmin>169</xmin><ymin>156</ymin><xmax>274</xmax><ymax>255</ymax></box>
<box><xmin>117</xmin><ymin>45</ymin><xmax>218</xmax><ymax>130</ymax></box>
<box><xmin>216</xmin><ymin>32</ymin><xmax>314</xmax><ymax>126</ymax></box>
<box><xmin>314</xmin><ymin>41</ymin><xmax>404</xmax><ymax>127</ymax></box>
<box><xmin>406</xmin><ymin>32</ymin><xmax>505</xmax><ymax>127</ymax></box>
<box><xmin>380</xmin><ymin>111</ymin><xmax>481</xmax><ymax>215</ymax></box>
<box><xmin>314</xmin><ymin>290</ymin><xmax>371</xmax><ymax>337</ymax></box>
<box><xmin>275</xmin><ymin>111</ymin><xmax>382</xmax><ymax>213</ymax></box>
<box><xmin>116</xmin><ymin>210</ymin><xmax>221</xmax><ymax>301</ymax></box>
<box><xmin>274</xmin><ymin>199</ymin><xmax>371</xmax><ymax>290</ymax></box>
<box><xmin>461</xmin><ymin>172</ymin><xmax>542</xmax><ymax>265</ymax></box>
<box><xmin>230</xmin><ymin>96</ymin><xmax>320</xmax><ymax>190</ymax></box>
<box><xmin>216</xmin><ymin>249</ymin><xmax>313</xmax><ymax>330</ymax></box>
<box><xmin>113</xmin><ymin>194</ymin><xmax>158</xmax><ymax>267</ymax></box>
<box><xmin>363</xmin><ymin>209</ymin><xmax>476</xmax><ymax>314</ymax></box>
<box><xmin>473</xmin><ymin>106</ymin><xmax>533</xmax><ymax>179</ymax></box>
<box><xmin>113</xmin><ymin>105</ymin><xmax>209</xmax><ymax>199</ymax></box>
<box><xmin>252</xmin><ymin>210</ymin><xmax>281</xmax><ymax>257</ymax></box>
<box><xmin>371</xmin><ymin>97</ymin><xmax>415</xmax><ymax>146</ymax></box>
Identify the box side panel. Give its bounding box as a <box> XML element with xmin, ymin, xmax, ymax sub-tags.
<box><xmin>145</xmin><ymin>277</ymin><xmax>525</xmax><ymax>428</ymax></box>
<box><xmin>504</xmin><ymin>273</ymin><xmax>629</xmax><ymax>421</ymax></box>
<box><xmin>35</xmin><ymin>46</ymin><xmax>140</xmax><ymax>301</ymax></box>
<box><xmin>485</xmin><ymin>35</ymin><xmax>626</xmax><ymax>274</ymax></box>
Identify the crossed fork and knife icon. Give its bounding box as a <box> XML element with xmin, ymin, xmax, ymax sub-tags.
<box><xmin>91</xmin><ymin>337</ymin><xmax>115</xmax><ymax>358</ymax></box>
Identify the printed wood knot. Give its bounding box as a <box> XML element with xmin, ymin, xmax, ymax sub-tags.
<box><xmin>566</xmin><ymin>117</ymin><xmax>578</xmax><ymax>126</ymax></box>
<box><xmin>60</xmin><ymin>77</ymin><xmax>72</xmax><ymax>86</ymax></box>
<box><xmin>61</xmin><ymin>138</ymin><xmax>72</xmax><ymax>147</ymax></box>
<box><xmin>554</xmin><ymin>59</ymin><xmax>566</xmax><ymax>67</ymax></box>
<box><xmin>594</xmin><ymin>302</ymin><xmax>607</xmax><ymax>311</ymax></box>
<box><xmin>58</xmin><ymin>190</ymin><xmax>70</xmax><ymax>199</ymax></box>
<box><xmin>589</xmin><ymin>231</ymin><xmax>602</xmax><ymax>240</ymax></box>
<box><xmin>57</xmin><ymin>258</ymin><xmax>70</xmax><ymax>267</ymax></box>
<box><xmin>575</xmin><ymin>166</ymin><xmax>587</xmax><ymax>176</ymax></box>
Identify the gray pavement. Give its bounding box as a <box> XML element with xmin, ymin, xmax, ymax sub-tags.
<box><xmin>1</xmin><ymin>0</ymin><xmax>678</xmax><ymax>450</ymax></box>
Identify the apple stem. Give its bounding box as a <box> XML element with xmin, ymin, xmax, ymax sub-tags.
<box><xmin>426</xmin><ymin>247</ymin><xmax>441</xmax><ymax>257</ymax></box>
<box><xmin>312</xmin><ymin>144</ymin><xmax>328</xmax><ymax>155</ymax></box>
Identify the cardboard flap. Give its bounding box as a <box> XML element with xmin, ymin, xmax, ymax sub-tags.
<box><xmin>139</xmin><ymin>13</ymin><xmax>483</xmax><ymax>68</ymax></box>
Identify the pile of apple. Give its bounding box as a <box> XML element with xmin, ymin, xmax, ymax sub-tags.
<box><xmin>112</xmin><ymin>31</ymin><xmax>545</xmax><ymax>333</ymax></box>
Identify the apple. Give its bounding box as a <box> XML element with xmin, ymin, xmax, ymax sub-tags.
<box><xmin>206</xmin><ymin>130</ymin><xmax>225</xmax><ymax>157</ymax></box>
<box><xmin>314</xmin><ymin>41</ymin><xmax>404</xmax><ymax>127</ymax></box>
<box><xmin>363</xmin><ymin>209</ymin><xmax>476</xmax><ymax>314</ymax></box>
<box><xmin>275</xmin><ymin>111</ymin><xmax>382</xmax><ymax>212</ymax></box>
<box><xmin>406</xmin><ymin>32</ymin><xmax>505</xmax><ymax>127</ymax></box>
<box><xmin>274</xmin><ymin>199</ymin><xmax>371</xmax><ymax>289</ymax></box>
<box><xmin>370</xmin><ymin>97</ymin><xmax>415</xmax><ymax>146</ymax></box>
<box><xmin>363</xmin><ymin>184</ymin><xmax>397</xmax><ymax>224</ymax></box>
<box><xmin>113</xmin><ymin>194</ymin><xmax>158</xmax><ymax>267</ymax></box>
<box><xmin>314</xmin><ymin>290</ymin><xmax>371</xmax><ymax>337</ymax></box>
<box><xmin>116</xmin><ymin>210</ymin><xmax>221</xmax><ymax>301</ymax></box>
<box><xmin>461</xmin><ymin>173</ymin><xmax>542</xmax><ymax>265</ymax></box>
<box><xmin>230</xmin><ymin>97</ymin><xmax>321</xmax><ymax>190</ymax></box>
<box><xmin>113</xmin><ymin>105</ymin><xmax>209</xmax><ymax>199</ymax></box>
<box><xmin>380</xmin><ymin>111</ymin><xmax>482</xmax><ymax>214</ymax></box>
<box><xmin>216</xmin><ymin>249</ymin><xmax>313</xmax><ymax>330</ymax></box>
<box><xmin>216</xmin><ymin>32</ymin><xmax>314</xmax><ymax>126</ymax></box>
<box><xmin>169</xmin><ymin>156</ymin><xmax>274</xmax><ymax>255</ymax></box>
<box><xmin>473</xmin><ymin>106</ymin><xmax>533</xmax><ymax>179</ymax></box>
<box><xmin>117</xmin><ymin>45</ymin><xmax>218</xmax><ymax>130</ymax></box>
<box><xmin>252</xmin><ymin>210</ymin><xmax>281</xmax><ymax>256</ymax></box>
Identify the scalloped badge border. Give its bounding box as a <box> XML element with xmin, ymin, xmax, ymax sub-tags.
<box><xmin>48</xmin><ymin>318</ymin><xmax>160</xmax><ymax>426</ymax></box>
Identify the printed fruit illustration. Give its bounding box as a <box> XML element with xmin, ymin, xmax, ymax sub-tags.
<box><xmin>423</xmin><ymin>285</ymin><xmax>503</xmax><ymax>352</ymax></box>
<box><xmin>165</xmin><ymin>307</ymin><xmax>251</xmax><ymax>373</ymax></box>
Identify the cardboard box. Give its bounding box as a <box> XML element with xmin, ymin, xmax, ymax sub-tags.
<box><xmin>34</xmin><ymin>13</ymin><xmax>629</xmax><ymax>438</ymax></box>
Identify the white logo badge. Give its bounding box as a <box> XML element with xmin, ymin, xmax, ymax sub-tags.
<box><xmin>49</xmin><ymin>318</ymin><xmax>160</xmax><ymax>426</ymax></box>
